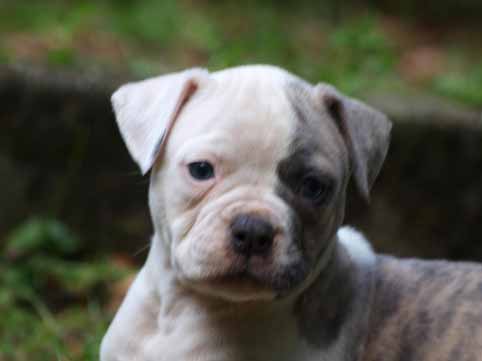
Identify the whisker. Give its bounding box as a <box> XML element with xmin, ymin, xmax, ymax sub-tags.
<box><xmin>132</xmin><ymin>242</ymin><xmax>151</xmax><ymax>257</ymax></box>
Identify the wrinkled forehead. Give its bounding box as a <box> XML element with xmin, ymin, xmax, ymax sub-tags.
<box><xmin>166</xmin><ymin>67</ymin><xmax>298</xmax><ymax>164</ymax></box>
<box><xmin>165</xmin><ymin>66</ymin><xmax>345</xmax><ymax>175</ymax></box>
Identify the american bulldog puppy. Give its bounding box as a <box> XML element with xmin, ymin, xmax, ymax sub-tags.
<box><xmin>101</xmin><ymin>65</ymin><xmax>482</xmax><ymax>361</ymax></box>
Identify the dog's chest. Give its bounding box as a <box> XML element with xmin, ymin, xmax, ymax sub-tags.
<box><xmin>140</xmin><ymin>301</ymin><xmax>318</xmax><ymax>361</ymax></box>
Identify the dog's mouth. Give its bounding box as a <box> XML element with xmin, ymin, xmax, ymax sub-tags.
<box><xmin>183</xmin><ymin>259</ymin><xmax>309</xmax><ymax>301</ymax></box>
<box><xmin>206</xmin><ymin>271</ymin><xmax>269</xmax><ymax>290</ymax></box>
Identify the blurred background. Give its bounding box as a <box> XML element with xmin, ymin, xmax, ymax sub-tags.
<box><xmin>0</xmin><ymin>0</ymin><xmax>481</xmax><ymax>359</ymax></box>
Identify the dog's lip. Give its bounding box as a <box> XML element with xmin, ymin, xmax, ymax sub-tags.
<box><xmin>201</xmin><ymin>270</ymin><xmax>270</xmax><ymax>290</ymax></box>
<box><xmin>207</xmin><ymin>270</ymin><xmax>262</xmax><ymax>284</ymax></box>
<box><xmin>183</xmin><ymin>270</ymin><xmax>277</xmax><ymax>302</ymax></box>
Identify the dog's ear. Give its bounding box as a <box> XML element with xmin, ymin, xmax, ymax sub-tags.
<box><xmin>315</xmin><ymin>84</ymin><xmax>392</xmax><ymax>201</ymax></box>
<box><xmin>111</xmin><ymin>68</ymin><xmax>209</xmax><ymax>174</ymax></box>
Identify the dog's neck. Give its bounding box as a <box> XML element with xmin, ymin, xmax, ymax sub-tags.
<box><xmin>138</xmin><ymin>232</ymin><xmax>375</xmax><ymax>361</ymax></box>
<box><xmin>294</xmin><ymin>239</ymin><xmax>376</xmax><ymax>361</ymax></box>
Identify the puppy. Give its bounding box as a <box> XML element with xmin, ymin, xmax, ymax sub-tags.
<box><xmin>101</xmin><ymin>65</ymin><xmax>482</xmax><ymax>361</ymax></box>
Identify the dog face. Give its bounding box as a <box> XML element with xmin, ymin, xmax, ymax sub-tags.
<box><xmin>112</xmin><ymin>65</ymin><xmax>391</xmax><ymax>302</ymax></box>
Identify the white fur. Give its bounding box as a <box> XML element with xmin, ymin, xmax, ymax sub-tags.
<box><xmin>337</xmin><ymin>226</ymin><xmax>375</xmax><ymax>266</ymax></box>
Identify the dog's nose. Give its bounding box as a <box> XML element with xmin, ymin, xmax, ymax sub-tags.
<box><xmin>230</xmin><ymin>214</ymin><xmax>275</xmax><ymax>256</ymax></box>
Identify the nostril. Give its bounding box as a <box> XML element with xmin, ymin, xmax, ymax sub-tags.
<box><xmin>233</xmin><ymin>232</ymin><xmax>250</xmax><ymax>254</ymax></box>
<box><xmin>233</xmin><ymin>229</ymin><xmax>246</xmax><ymax>241</ymax></box>
<box><xmin>252</xmin><ymin>234</ymin><xmax>273</xmax><ymax>254</ymax></box>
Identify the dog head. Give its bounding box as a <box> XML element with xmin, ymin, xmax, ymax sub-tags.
<box><xmin>112</xmin><ymin>65</ymin><xmax>391</xmax><ymax>302</ymax></box>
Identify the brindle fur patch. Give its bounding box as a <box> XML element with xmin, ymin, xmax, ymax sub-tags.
<box><xmin>362</xmin><ymin>256</ymin><xmax>482</xmax><ymax>361</ymax></box>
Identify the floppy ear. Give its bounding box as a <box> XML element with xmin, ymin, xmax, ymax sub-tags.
<box><xmin>111</xmin><ymin>68</ymin><xmax>209</xmax><ymax>174</ymax></box>
<box><xmin>315</xmin><ymin>84</ymin><xmax>392</xmax><ymax>201</ymax></box>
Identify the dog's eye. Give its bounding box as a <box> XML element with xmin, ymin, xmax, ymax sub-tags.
<box><xmin>188</xmin><ymin>161</ymin><xmax>215</xmax><ymax>181</ymax></box>
<box><xmin>299</xmin><ymin>175</ymin><xmax>331</xmax><ymax>203</ymax></box>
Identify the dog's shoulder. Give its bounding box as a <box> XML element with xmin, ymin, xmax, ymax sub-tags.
<box><xmin>100</xmin><ymin>267</ymin><xmax>161</xmax><ymax>361</ymax></box>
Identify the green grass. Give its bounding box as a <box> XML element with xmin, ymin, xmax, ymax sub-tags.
<box><xmin>2</xmin><ymin>302</ymin><xmax>110</xmax><ymax>361</ymax></box>
<box><xmin>0</xmin><ymin>218</ymin><xmax>134</xmax><ymax>361</ymax></box>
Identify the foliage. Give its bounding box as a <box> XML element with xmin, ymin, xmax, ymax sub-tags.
<box><xmin>0</xmin><ymin>218</ymin><xmax>134</xmax><ymax>361</ymax></box>
<box><xmin>432</xmin><ymin>63</ymin><xmax>482</xmax><ymax>107</ymax></box>
<box><xmin>0</xmin><ymin>0</ymin><xmax>480</xmax><ymax>105</ymax></box>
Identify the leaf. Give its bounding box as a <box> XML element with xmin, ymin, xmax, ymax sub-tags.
<box><xmin>5</xmin><ymin>218</ymin><xmax>80</xmax><ymax>257</ymax></box>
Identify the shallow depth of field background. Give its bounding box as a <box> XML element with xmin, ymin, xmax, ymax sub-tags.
<box><xmin>0</xmin><ymin>1</ymin><xmax>481</xmax><ymax>360</ymax></box>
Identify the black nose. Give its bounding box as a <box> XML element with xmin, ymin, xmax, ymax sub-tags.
<box><xmin>230</xmin><ymin>214</ymin><xmax>275</xmax><ymax>256</ymax></box>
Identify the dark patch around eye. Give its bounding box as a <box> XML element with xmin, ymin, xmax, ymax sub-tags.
<box><xmin>276</xmin><ymin>149</ymin><xmax>335</xmax><ymax>206</ymax></box>
<box><xmin>299</xmin><ymin>175</ymin><xmax>334</xmax><ymax>205</ymax></box>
